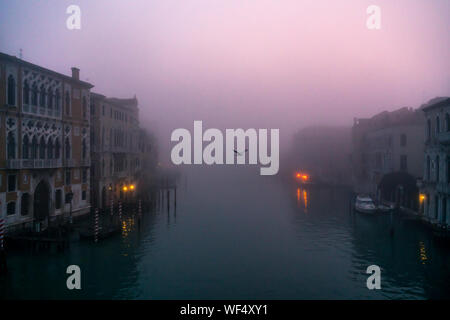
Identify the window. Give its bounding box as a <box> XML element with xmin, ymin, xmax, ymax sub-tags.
<box><xmin>21</xmin><ymin>193</ymin><xmax>30</xmax><ymax>216</ymax></box>
<box><xmin>82</xmin><ymin>169</ymin><xmax>87</xmax><ymax>183</ymax></box>
<box><xmin>7</xmin><ymin>132</ymin><xmax>16</xmax><ymax>159</ymax></box>
<box><xmin>31</xmin><ymin>136</ymin><xmax>38</xmax><ymax>159</ymax></box>
<box><xmin>55</xmin><ymin>139</ymin><xmax>60</xmax><ymax>159</ymax></box>
<box><xmin>400</xmin><ymin>155</ymin><xmax>408</xmax><ymax>171</ymax></box>
<box><xmin>47</xmin><ymin>139</ymin><xmax>54</xmax><ymax>159</ymax></box>
<box><xmin>47</xmin><ymin>89</ymin><xmax>53</xmax><ymax>109</ymax></box>
<box><xmin>65</xmin><ymin>91</ymin><xmax>70</xmax><ymax>115</ymax></box>
<box><xmin>427</xmin><ymin>119</ymin><xmax>431</xmax><ymax>139</ymax></box>
<box><xmin>436</xmin><ymin>156</ymin><xmax>440</xmax><ymax>182</ymax></box>
<box><xmin>82</xmin><ymin>138</ymin><xmax>87</xmax><ymax>159</ymax></box>
<box><xmin>91</xmin><ymin>103</ymin><xmax>96</xmax><ymax>116</ymax></box>
<box><xmin>436</xmin><ymin>116</ymin><xmax>441</xmax><ymax>134</ymax></box>
<box><xmin>22</xmin><ymin>135</ymin><xmax>29</xmax><ymax>159</ymax></box>
<box><xmin>102</xmin><ymin>105</ymin><xmax>105</xmax><ymax>116</ymax></box>
<box><xmin>65</xmin><ymin>137</ymin><xmax>71</xmax><ymax>159</ymax></box>
<box><xmin>7</xmin><ymin>202</ymin><xmax>16</xmax><ymax>216</ymax></box>
<box><xmin>31</xmin><ymin>83</ymin><xmax>38</xmax><ymax>106</ymax></box>
<box><xmin>7</xmin><ymin>75</ymin><xmax>16</xmax><ymax>105</ymax></box>
<box><xmin>82</xmin><ymin>96</ymin><xmax>87</xmax><ymax>119</ymax></box>
<box><xmin>39</xmin><ymin>84</ymin><xmax>46</xmax><ymax>107</ymax></box>
<box><xmin>82</xmin><ymin>190</ymin><xmax>86</xmax><ymax>200</ymax></box>
<box><xmin>39</xmin><ymin>136</ymin><xmax>46</xmax><ymax>159</ymax></box>
<box><xmin>7</xmin><ymin>174</ymin><xmax>16</xmax><ymax>192</ymax></box>
<box><xmin>427</xmin><ymin>156</ymin><xmax>431</xmax><ymax>180</ymax></box>
<box><xmin>65</xmin><ymin>169</ymin><xmax>71</xmax><ymax>185</ymax></box>
<box><xmin>55</xmin><ymin>89</ymin><xmax>60</xmax><ymax>112</ymax></box>
<box><xmin>55</xmin><ymin>190</ymin><xmax>62</xmax><ymax>209</ymax></box>
<box><xmin>400</xmin><ymin>134</ymin><xmax>407</xmax><ymax>147</ymax></box>
<box><xmin>23</xmin><ymin>80</ymin><xmax>30</xmax><ymax>105</ymax></box>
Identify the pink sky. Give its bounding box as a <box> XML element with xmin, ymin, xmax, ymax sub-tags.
<box><xmin>1</xmin><ymin>0</ymin><xmax>449</xmax><ymax>158</ymax></box>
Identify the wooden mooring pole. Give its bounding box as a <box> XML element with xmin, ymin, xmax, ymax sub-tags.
<box><xmin>0</xmin><ymin>218</ymin><xmax>6</xmax><ymax>274</ymax></box>
<box><xmin>94</xmin><ymin>208</ymin><xmax>99</xmax><ymax>243</ymax></box>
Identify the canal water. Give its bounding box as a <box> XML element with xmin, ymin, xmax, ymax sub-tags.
<box><xmin>1</xmin><ymin>166</ymin><xmax>450</xmax><ymax>299</ymax></box>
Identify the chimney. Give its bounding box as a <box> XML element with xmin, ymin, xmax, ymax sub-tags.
<box><xmin>71</xmin><ymin>67</ymin><xmax>80</xmax><ymax>80</ymax></box>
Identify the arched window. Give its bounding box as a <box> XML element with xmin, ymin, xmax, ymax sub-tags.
<box><xmin>55</xmin><ymin>89</ymin><xmax>60</xmax><ymax>112</ymax></box>
<box><xmin>47</xmin><ymin>138</ymin><xmax>54</xmax><ymax>159</ymax></box>
<box><xmin>82</xmin><ymin>96</ymin><xmax>87</xmax><ymax>119</ymax></box>
<box><xmin>7</xmin><ymin>132</ymin><xmax>16</xmax><ymax>159</ymax></box>
<box><xmin>23</xmin><ymin>80</ymin><xmax>30</xmax><ymax>105</ymax></box>
<box><xmin>436</xmin><ymin>116</ymin><xmax>440</xmax><ymax>134</ymax></box>
<box><xmin>47</xmin><ymin>89</ymin><xmax>53</xmax><ymax>109</ymax></box>
<box><xmin>39</xmin><ymin>85</ymin><xmax>46</xmax><ymax>107</ymax></box>
<box><xmin>39</xmin><ymin>136</ymin><xmax>46</xmax><ymax>159</ymax></box>
<box><xmin>31</xmin><ymin>136</ymin><xmax>38</xmax><ymax>159</ymax></box>
<box><xmin>82</xmin><ymin>138</ymin><xmax>87</xmax><ymax>159</ymax></box>
<box><xmin>65</xmin><ymin>137</ymin><xmax>71</xmax><ymax>159</ymax></box>
<box><xmin>55</xmin><ymin>139</ymin><xmax>60</xmax><ymax>159</ymax></box>
<box><xmin>426</xmin><ymin>155</ymin><xmax>431</xmax><ymax>180</ymax></box>
<box><xmin>31</xmin><ymin>83</ymin><xmax>38</xmax><ymax>106</ymax></box>
<box><xmin>22</xmin><ymin>135</ymin><xmax>30</xmax><ymax>159</ymax></box>
<box><xmin>65</xmin><ymin>91</ymin><xmax>70</xmax><ymax>115</ymax></box>
<box><xmin>21</xmin><ymin>193</ymin><xmax>30</xmax><ymax>216</ymax></box>
<box><xmin>7</xmin><ymin>74</ymin><xmax>16</xmax><ymax>105</ymax></box>
<box><xmin>446</xmin><ymin>113</ymin><xmax>450</xmax><ymax>132</ymax></box>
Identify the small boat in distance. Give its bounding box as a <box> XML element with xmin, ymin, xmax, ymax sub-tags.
<box><xmin>355</xmin><ymin>195</ymin><xmax>377</xmax><ymax>214</ymax></box>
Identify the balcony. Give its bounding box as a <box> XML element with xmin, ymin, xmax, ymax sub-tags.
<box><xmin>6</xmin><ymin>159</ymin><xmax>62</xmax><ymax>169</ymax></box>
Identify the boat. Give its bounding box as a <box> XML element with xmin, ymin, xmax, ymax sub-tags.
<box><xmin>377</xmin><ymin>203</ymin><xmax>394</xmax><ymax>213</ymax></box>
<box><xmin>354</xmin><ymin>195</ymin><xmax>377</xmax><ymax>214</ymax></box>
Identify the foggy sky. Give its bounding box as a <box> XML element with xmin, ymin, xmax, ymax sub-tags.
<box><xmin>1</xmin><ymin>0</ymin><xmax>449</xmax><ymax>162</ymax></box>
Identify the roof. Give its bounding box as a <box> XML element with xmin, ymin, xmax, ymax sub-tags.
<box><xmin>421</xmin><ymin>97</ymin><xmax>450</xmax><ymax>112</ymax></box>
<box><xmin>0</xmin><ymin>52</ymin><xmax>94</xmax><ymax>89</ymax></box>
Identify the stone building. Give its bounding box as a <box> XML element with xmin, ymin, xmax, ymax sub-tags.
<box><xmin>419</xmin><ymin>97</ymin><xmax>450</xmax><ymax>226</ymax></box>
<box><xmin>352</xmin><ymin>106</ymin><xmax>425</xmax><ymax>210</ymax></box>
<box><xmin>0</xmin><ymin>52</ymin><xmax>93</xmax><ymax>231</ymax></box>
<box><xmin>90</xmin><ymin>93</ymin><xmax>145</xmax><ymax>209</ymax></box>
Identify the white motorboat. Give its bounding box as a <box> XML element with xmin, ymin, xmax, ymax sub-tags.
<box><xmin>355</xmin><ymin>195</ymin><xmax>377</xmax><ymax>214</ymax></box>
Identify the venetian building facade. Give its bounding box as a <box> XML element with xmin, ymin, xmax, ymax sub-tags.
<box><xmin>0</xmin><ymin>53</ymin><xmax>93</xmax><ymax>231</ymax></box>
<box><xmin>419</xmin><ymin>97</ymin><xmax>450</xmax><ymax>226</ymax></box>
<box><xmin>90</xmin><ymin>93</ymin><xmax>143</xmax><ymax>209</ymax></box>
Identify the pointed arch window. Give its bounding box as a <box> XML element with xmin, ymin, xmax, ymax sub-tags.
<box><xmin>47</xmin><ymin>89</ymin><xmax>53</xmax><ymax>109</ymax></box>
<box><xmin>39</xmin><ymin>136</ymin><xmax>46</xmax><ymax>159</ymax></box>
<box><xmin>65</xmin><ymin>137</ymin><xmax>71</xmax><ymax>159</ymax></box>
<box><xmin>31</xmin><ymin>136</ymin><xmax>38</xmax><ymax>159</ymax></box>
<box><xmin>39</xmin><ymin>85</ymin><xmax>46</xmax><ymax>107</ymax></box>
<box><xmin>31</xmin><ymin>83</ymin><xmax>38</xmax><ymax>106</ymax></box>
<box><xmin>7</xmin><ymin>132</ymin><xmax>16</xmax><ymax>159</ymax></box>
<box><xmin>55</xmin><ymin>89</ymin><xmax>60</xmax><ymax>113</ymax></box>
<box><xmin>65</xmin><ymin>91</ymin><xmax>71</xmax><ymax>115</ymax></box>
<box><xmin>47</xmin><ymin>138</ymin><xmax>54</xmax><ymax>159</ymax></box>
<box><xmin>7</xmin><ymin>74</ymin><xmax>16</xmax><ymax>105</ymax></box>
<box><xmin>55</xmin><ymin>139</ymin><xmax>60</xmax><ymax>159</ymax></box>
<box><xmin>22</xmin><ymin>135</ymin><xmax>30</xmax><ymax>159</ymax></box>
<box><xmin>23</xmin><ymin>80</ymin><xmax>30</xmax><ymax>105</ymax></box>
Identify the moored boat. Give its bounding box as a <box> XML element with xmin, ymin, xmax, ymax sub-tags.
<box><xmin>354</xmin><ymin>195</ymin><xmax>377</xmax><ymax>214</ymax></box>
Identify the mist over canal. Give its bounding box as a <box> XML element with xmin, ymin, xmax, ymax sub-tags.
<box><xmin>1</xmin><ymin>166</ymin><xmax>450</xmax><ymax>299</ymax></box>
